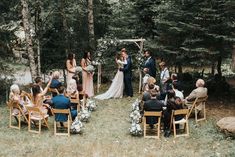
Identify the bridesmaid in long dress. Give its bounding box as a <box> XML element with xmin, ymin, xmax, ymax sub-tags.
<box><xmin>81</xmin><ymin>52</ymin><xmax>94</xmax><ymax>97</ymax></box>
<box><xmin>66</xmin><ymin>53</ymin><xmax>76</xmax><ymax>84</ymax></box>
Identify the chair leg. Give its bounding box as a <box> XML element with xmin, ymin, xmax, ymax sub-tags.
<box><xmin>186</xmin><ymin>120</ymin><xmax>189</xmax><ymax>136</ymax></box>
<box><xmin>39</xmin><ymin>120</ymin><xmax>41</xmax><ymax>134</ymax></box>
<box><xmin>18</xmin><ymin>114</ymin><xmax>21</xmax><ymax>130</ymax></box>
<box><xmin>28</xmin><ymin>115</ymin><xmax>31</xmax><ymax>132</ymax></box>
<box><xmin>173</xmin><ymin>120</ymin><xmax>176</xmax><ymax>138</ymax></box>
<box><xmin>54</xmin><ymin>121</ymin><xmax>56</xmax><ymax>135</ymax></box>
<box><xmin>68</xmin><ymin>120</ymin><xmax>70</xmax><ymax>137</ymax></box>
<box><xmin>157</xmin><ymin>119</ymin><xmax>161</xmax><ymax>139</ymax></box>
<box><xmin>143</xmin><ymin>117</ymin><xmax>146</xmax><ymax>138</ymax></box>
<box><xmin>195</xmin><ymin>108</ymin><xmax>198</xmax><ymax>123</ymax></box>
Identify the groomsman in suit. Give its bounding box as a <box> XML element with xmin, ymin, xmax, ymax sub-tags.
<box><xmin>144</xmin><ymin>50</ymin><xmax>156</xmax><ymax>78</ymax></box>
<box><xmin>120</xmin><ymin>48</ymin><xmax>133</xmax><ymax>97</ymax></box>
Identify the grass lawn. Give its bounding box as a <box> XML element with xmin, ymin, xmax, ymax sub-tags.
<box><xmin>0</xmin><ymin>84</ymin><xmax>235</xmax><ymax>157</ymax></box>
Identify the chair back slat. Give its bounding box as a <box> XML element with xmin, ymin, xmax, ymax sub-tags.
<box><xmin>70</xmin><ymin>98</ymin><xmax>79</xmax><ymax>104</ymax></box>
<box><xmin>196</xmin><ymin>96</ymin><xmax>208</xmax><ymax>104</ymax></box>
<box><xmin>144</xmin><ymin>111</ymin><xmax>162</xmax><ymax>117</ymax></box>
<box><xmin>53</xmin><ymin>109</ymin><xmax>70</xmax><ymax>114</ymax></box>
<box><xmin>174</xmin><ymin>109</ymin><xmax>189</xmax><ymax>115</ymax></box>
<box><xmin>26</xmin><ymin>106</ymin><xmax>41</xmax><ymax>112</ymax></box>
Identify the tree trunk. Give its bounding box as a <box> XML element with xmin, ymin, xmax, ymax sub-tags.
<box><xmin>232</xmin><ymin>45</ymin><xmax>235</xmax><ymax>72</ymax></box>
<box><xmin>35</xmin><ymin>0</ymin><xmax>41</xmax><ymax>76</ymax></box>
<box><xmin>217</xmin><ymin>55</ymin><xmax>222</xmax><ymax>78</ymax></box>
<box><xmin>178</xmin><ymin>64</ymin><xmax>182</xmax><ymax>74</ymax></box>
<box><xmin>21</xmin><ymin>0</ymin><xmax>37</xmax><ymax>80</ymax></box>
<box><xmin>59</xmin><ymin>0</ymin><xmax>69</xmax><ymax>54</ymax></box>
<box><xmin>36</xmin><ymin>39</ymin><xmax>41</xmax><ymax>75</ymax></box>
<box><xmin>211</xmin><ymin>62</ymin><xmax>215</xmax><ymax>75</ymax></box>
<box><xmin>88</xmin><ymin>0</ymin><xmax>95</xmax><ymax>51</ymax></box>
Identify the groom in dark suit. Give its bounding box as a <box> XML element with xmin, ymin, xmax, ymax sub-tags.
<box><xmin>120</xmin><ymin>48</ymin><xmax>133</xmax><ymax>97</ymax></box>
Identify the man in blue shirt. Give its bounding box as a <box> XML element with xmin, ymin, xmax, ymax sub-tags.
<box><xmin>52</xmin><ymin>86</ymin><xmax>77</xmax><ymax>122</ymax></box>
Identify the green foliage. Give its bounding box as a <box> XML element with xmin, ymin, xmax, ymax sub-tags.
<box><xmin>0</xmin><ymin>59</ymin><xmax>14</xmax><ymax>102</ymax></box>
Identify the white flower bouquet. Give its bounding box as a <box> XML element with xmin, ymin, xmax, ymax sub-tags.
<box><xmin>86</xmin><ymin>99</ymin><xmax>97</xmax><ymax>112</ymax></box>
<box><xmin>71</xmin><ymin>116</ymin><xmax>84</xmax><ymax>134</ymax></box>
<box><xmin>85</xmin><ymin>65</ymin><xmax>95</xmax><ymax>73</ymax></box>
<box><xmin>132</xmin><ymin>99</ymin><xmax>140</xmax><ymax>111</ymax></box>
<box><xmin>75</xmin><ymin>66</ymin><xmax>83</xmax><ymax>73</ymax></box>
<box><xmin>80</xmin><ymin>108</ymin><xmax>91</xmax><ymax>122</ymax></box>
<box><xmin>130</xmin><ymin>110</ymin><xmax>141</xmax><ymax>123</ymax></box>
<box><xmin>129</xmin><ymin>123</ymin><xmax>142</xmax><ymax>136</ymax></box>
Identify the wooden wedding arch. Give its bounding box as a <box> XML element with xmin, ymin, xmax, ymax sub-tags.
<box><xmin>96</xmin><ymin>38</ymin><xmax>146</xmax><ymax>94</ymax></box>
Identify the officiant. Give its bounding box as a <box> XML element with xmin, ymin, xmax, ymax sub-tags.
<box><xmin>143</xmin><ymin>50</ymin><xmax>156</xmax><ymax>78</ymax></box>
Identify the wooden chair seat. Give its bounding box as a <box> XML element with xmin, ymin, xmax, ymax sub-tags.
<box><xmin>174</xmin><ymin>118</ymin><xmax>187</xmax><ymax>124</ymax></box>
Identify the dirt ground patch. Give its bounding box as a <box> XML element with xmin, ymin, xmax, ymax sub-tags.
<box><xmin>0</xmin><ymin>84</ymin><xmax>235</xmax><ymax>157</ymax></box>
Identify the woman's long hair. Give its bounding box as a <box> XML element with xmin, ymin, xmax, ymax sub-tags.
<box><xmin>67</xmin><ymin>53</ymin><xmax>75</xmax><ymax>66</ymax></box>
<box><xmin>83</xmin><ymin>52</ymin><xmax>92</xmax><ymax>61</ymax></box>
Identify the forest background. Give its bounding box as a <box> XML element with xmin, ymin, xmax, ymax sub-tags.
<box><xmin>0</xmin><ymin>0</ymin><xmax>235</xmax><ymax>101</ymax></box>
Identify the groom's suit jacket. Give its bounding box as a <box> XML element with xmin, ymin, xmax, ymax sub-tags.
<box><xmin>123</xmin><ymin>56</ymin><xmax>132</xmax><ymax>78</ymax></box>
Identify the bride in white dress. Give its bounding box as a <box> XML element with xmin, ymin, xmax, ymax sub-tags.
<box><xmin>95</xmin><ymin>53</ymin><xmax>126</xmax><ymax>100</ymax></box>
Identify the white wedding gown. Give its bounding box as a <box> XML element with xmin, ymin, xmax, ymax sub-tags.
<box><xmin>95</xmin><ymin>60</ymin><xmax>126</xmax><ymax>100</ymax></box>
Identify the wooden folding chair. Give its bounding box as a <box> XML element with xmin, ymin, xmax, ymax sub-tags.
<box><xmin>143</xmin><ymin>111</ymin><xmax>162</xmax><ymax>139</ymax></box>
<box><xmin>70</xmin><ymin>97</ymin><xmax>81</xmax><ymax>113</ymax></box>
<box><xmin>53</xmin><ymin>109</ymin><xmax>72</xmax><ymax>137</ymax></box>
<box><xmin>26</xmin><ymin>106</ymin><xmax>49</xmax><ymax>134</ymax></box>
<box><xmin>7</xmin><ymin>100</ymin><xmax>29</xmax><ymax>130</ymax></box>
<box><xmin>171</xmin><ymin>109</ymin><xmax>189</xmax><ymax>138</ymax></box>
<box><xmin>186</xmin><ymin>96</ymin><xmax>208</xmax><ymax>123</ymax></box>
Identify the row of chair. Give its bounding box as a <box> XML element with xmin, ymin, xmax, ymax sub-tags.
<box><xmin>7</xmin><ymin>89</ymin><xmax>86</xmax><ymax>136</ymax></box>
<box><xmin>143</xmin><ymin>96</ymin><xmax>208</xmax><ymax>138</ymax></box>
<box><xmin>7</xmin><ymin>100</ymin><xmax>73</xmax><ymax>136</ymax></box>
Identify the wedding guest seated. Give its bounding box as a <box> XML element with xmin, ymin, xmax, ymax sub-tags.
<box><xmin>163</xmin><ymin>90</ymin><xmax>183</xmax><ymax>137</ymax></box>
<box><xmin>142</xmin><ymin>77</ymin><xmax>160</xmax><ymax>102</ymax></box>
<box><xmin>143</xmin><ymin>89</ymin><xmax>164</xmax><ymax>129</ymax></box>
<box><xmin>172</xmin><ymin>81</ymin><xmax>184</xmax><ymax>100</ymax></box>
<box><xmin>66</xmin><ymin>78</ymin><xmax>79</xmax><ymax>99</ymax></box>
<box><xmin>52</xmin><ymin>86</ymin><xmax>77</xmax><ymax>122</ymax></box>
<box><xmin>142</xmin><ymin>68</ymin><xmax>150</xmax><ymax>91</ymax></box>
<box><xmin>50</xmin><ymin>71</ymin><xmax>62</xmax><ymax>97</ymax></box>
<box><xmin>66</xmin><ymin>78</ymin><xmax>79</xmax><ymax>110</ymax></box>
<box><xmin>186</xmin><ymin>79</ymin><xmax>207</xmax><ymax>102</ymax></box>
<box><xmin>170</xmin><ymin>73</ymin><xmax>182</xmax><ymax>91</ymax></box>
<box><xmin>31</xmin><ymin>77</ymin><xmax>52</xmax><ymax>116</ymax></box>
<box><xmin>9</xmin><ymin>84</ymin><xmax>27</xmax><ymax>115</ymax></box>
<box><xmin>33</xmin><ymin>76</ymin><xmax>44</xmax><ymax>92</ymax></box>
<box><xmin>72</xmin><ymin>74</ymin><xmax>88</xmax><ymax>100</ymax></box>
